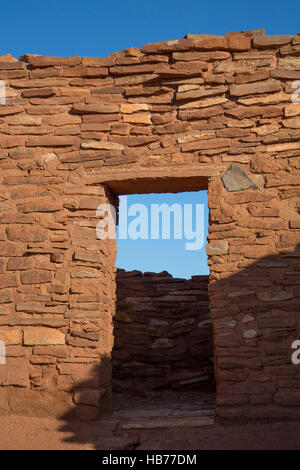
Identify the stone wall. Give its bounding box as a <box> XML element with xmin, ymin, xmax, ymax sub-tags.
<box><xmin>113</xmin><ymin>270</ymin><xmax>214</xmax><ymax>391</ymax></box>
<box><xmin>0</xmin><ymin>29</ymin><xmax>299</xmax><ymax>420</ymax></box>
<box><xmin>0</xmin><ymin>183</ymin><xmax>118</xmax><ymax>420</ymax></box>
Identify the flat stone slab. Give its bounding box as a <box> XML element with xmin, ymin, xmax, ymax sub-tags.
<box><xmin>221</xmin><ymin>163</ymin><xmax>258</xmax><ymax>192</ymax></box>
<box><xmin>113</xmin><ymin>401</ymin><xmax>215</xmax><ymax>428</ymax></box>
<box><xmin>121</xmin><ymin>416</ymin><xmax>215</xmax><ymax>429</ymax></box>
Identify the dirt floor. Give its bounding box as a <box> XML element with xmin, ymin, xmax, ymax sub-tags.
<box><xmin>113</xmin><ymin>389</ymin><xmax>216</xmax><ymax>411</ymax></box>
<box><xmin>1</xmin><ymin>414</ymin><xmax>300</xmax><ymax>450</ymax></box>
<box><xmin>1</xmin><ymin>389</ymin><xmax>300</xmax><ymax>450</ymax></box>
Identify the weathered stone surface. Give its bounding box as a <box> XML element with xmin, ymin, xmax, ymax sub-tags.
<box><xmin>7</xmin><ymin>225</ymin><xmax>47</xmax><ymax>242</ymax></box>
<box><xmin>0</xmin><ymin>358</ymin><xmax>30</xmax><ymax>387</ymax></box>
<box><xmin>181</xmin><ymin>137</ymin><xmax>230</xmax><ymax>152</ymax></box>
<box><xmin>0</xmin><ymin>274</ymin><xmax>18</xmax><ymax>289</ymax></box>
<box><xmin>23</xmin><ymin>327</ymin><xmax>65</xmax><ymax>345</ymax></box>
<box><xmin>26</xmin><ymin>136</ymin><xmax>76</xmax><ymax>147</ymax></box>
<box><xmin>73</xmin><ymin>390</ymin><xmax>102</xmax><ymax>407</ymax></box>
<box><xmin>81</xmin><ymin>141</ymin><xmax>124</xmax><ymax>150</ymax></box>
<box><xmin>0</xmin><ymin>244</ymin><xmax>25</xmax><ymax>257</ymax></box>
<box><xmin>284</xmin><ymin>104</ymin><xmax>300</xmax><ymax>117</ymax></box>
<box><xmin>258</xmin><ymin>291</ymin><xmax>294</xmax><ymax>302</ymax></box>
<box><xmin>270</xmin><ymin>69</ymin><xmax>300</xmax><ymax>80</ymax></box>
<box><xmin>221</xmin><ymin>164</ymin><xmax>258</xmax><ymax>191</ymax></box>
<box><xmin>227</xmin><ymin>34</ymin><xmax>251</xmax><ymax>51</ymax></box>
<box><xmin>20</xmin><ymin>270</ymin><xmax>52</xmax><ymax>284</ymax></box>
<box><xmin>253</xmin><ymin>35</ymin><xmax>293</xmax><ymax>48</ymax></box>
<box><xmin>0</xmin><ymin>292</ymin><xmax>12</xmax><ymax>304</ymax></box>
<box><xmin>22</xmin><ymin>55</ymin><xmax>81</xmax><ymax>67</ymax></box>
<box><xmin>17</xmin><ymin>199</ymin><xmax>61</xmax><ymax>212</ymax></box>
<box><xmin>278</xmin><ymin>57</ymin><xmax>300</xmax><ymax>70</ymax></box>
<box><xmin>141</xmin><ymin>39</ymin><xmax>194</xmax><ymax>54</ymax></box>
<box><xmin>73</xmin><ymin>103</ymin><xmax>119</xmax><ymax>114</ymax></box>
<box><xmin>16</xmin><ymin>303</ymin><xmax>66</xmax><ymax>314</ymax></box>
<box><xmin>6</xmin><ymin>257</ymin><xmax>34</xmax><ymax>270</ymax></box>
<box><xmin>206</xmin><ymin>241</ymin><xmax>229</xmax><ymax>256</ymax></box>
<box><xmin>230</xmin><ymin>79</ymin><xmax>281</xmax><ymax>97</ymax></box>
<box><xmin>0</xmin><ymin>106</ymin><xmax>23</xmax><ymax>116</ymax></box>
<box><xmin>0</xmin><ymin>329</ymin><xmax>22</xmax><ymax>345</ymax></box>
<box><xmin>33</xmin><ymin>345</ymin><xmax>68</xmax><ymax>357</ymax></box>
<box><xmin>195</xmin><ymin>37</ymin><xmax>229</xmax><ymax>51</ymax></box>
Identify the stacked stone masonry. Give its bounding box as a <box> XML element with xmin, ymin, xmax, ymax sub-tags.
<box><xmin>113</xmin><ymin>270</ymin><xmax>214</xmax><ymax>391</ymax></box>
<box><xmin>0</xmin><ymin>29</ymin><xmax>299</xmax><ymax>421</ymax></box>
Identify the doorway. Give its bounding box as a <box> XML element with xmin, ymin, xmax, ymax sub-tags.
<box><xmin>110</xmin><ymin>185</ymin><xmax>216</xmax><ymax>425</ymax></box>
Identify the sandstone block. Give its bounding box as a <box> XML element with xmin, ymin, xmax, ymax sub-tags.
<box><xmin>6</xmin><ymin>257</ymin><xmax>34</xmax><ymax>270</ymax></box>
<box><xmin>7</xmin><ymin>225</ymin><xmax>47</xmax><ymax>242</ymax></box>
<box><xmin>278</xmin><ymin>57</ymin><xmax>300</xmax><ymax>70</ymax></box>
<box><xmin>20</xmin><ymin>269</ymin><xmax>52</xmax><ymax>284</ymax></box>
<box><xmin>17</xmin><ymin>198</ymin><xmax>61</xmax><ymax>212</ymax></box>
<box><xmin>81</xmin><ymin>141</ymin><xmax>124</xmax><ymax>150</ymax></box>
<box><xmin>227</xmin><ymin>35</ymin><xmax>251</xmax><ymax>51</ymax></box>
<box><xmin>23</xmin><ymin>55</ymin><xmax>80</xmax><ymax>66</ymax></box>
<box><xmin>0</xmin><ymin>106</ymin><xmax>23</xmax><ymax>116</ymax></box>
<box><xmin>0</xmin><ymin>358</ymin><xmax>30</xmax><ymax>387</ymax></box>
<box><xmin>221</xmin><ymin>164</ymin><xmax>258</xmax><ymax>191</ymax></box>
<box><xmin>21</xmin><ymin>88</ymin><xmax>54</xmax><ymax>98</ymax></box>
<box><xmin>141</xmin><ymin>39</ymin><xmax>194</xmax><ymax>54</ymax></box>
<box><xmin>195</xmin><ymin>37</ymin><xmax>229</xmax><ymax>51</ymax></box>
<box><xmin>73</xmin><ymin>389</ymin><xmax>102</xmax><ymax>407</ymax></box>
<box><xmin>206</xmin><ymin>240</ymin><xmax>229</xmax><ymax>256</ymax></box>
<box><xmin>73</xmin><ymin>103</ymin><xmax>119</xmax><ymax>114</ymax></box>
<box><xmin>0</xmin><ymin>292</ymin><xmax>12</xmax><ymax>304</ymax></box>
<box><xmin>270</xmin><ymin>69</ymin><xmax>300</xmax><ymax>80</ymax></box>
<box><xmin>284</xmin><ymin>103</ymin><xmax>300</xmax><ymax>117</ymax></box>
<box><xmin>0</xmin><ymin>274</ymin><xmax>18</xmax><ymax>289</ymax></box>
<box><xmin>33</xmin><ymin>345</ymin><xmax>68</xmax><ymax>357</ymax></box>
<box><xmin>23</xmin><ymin>327</ymin><xmax>65</xmax><ymax>345</ymax></box>
<box><xmin>26</xmin><ymin>136</ymin><xmax>76</xmax><ymax>147</ymax></box>
<box><xmin>258</xmin><ymin>291</ymin><xmax>294</xmax><ymax>302</ymax></box>
<box><xmin>230</xmin><ymin>79</ymin><xmax>281</xmax><ymax>97</ymax></box>
<box><xmin>0</xmin><ymin>328</ymin><xmax>22</xmax><ymax>345</ymax></box>
<box><xmin>253</xmin><ymin>35</ymin><xmax>293</xmax><ymax>48</ymax></box>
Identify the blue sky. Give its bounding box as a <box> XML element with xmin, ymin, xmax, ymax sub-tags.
<box><xmin>116</xmin><ymin>191</ymin><xmax>209</xmax><ymax>278</ymax></box>
<box><xmin>1</xmin><ymin>0</ymin><xmax>298</xmax><ymax>59</ymax></box>
<box><xmin>1</xmin><ymin>0</ymin><xmax>298</xmax><ymax>277</ymax></box>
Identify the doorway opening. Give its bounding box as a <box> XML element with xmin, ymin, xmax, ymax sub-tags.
<box><xmin>109</xmin><ymin>179</ymin><xmax>216</xmax><ymax>423</ymax></box>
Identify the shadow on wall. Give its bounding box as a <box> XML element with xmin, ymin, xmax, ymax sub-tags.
<box><xmin>57</xmin><ymin>354</ymin><xmax>119</xmax><ymax>449</ymax></box>
<box><xmin>112</xmin><ymin>269</ymin><xmax>215</xmax><ymax>393</ymax></box>
<box><xmin>210</xmin><ymin>243</ymin><xmax>300</xmax><ymax>420</ymax></box>
<box><xmin>56</xmin><ymin>244</ymin><xmax>300</xmax><ymax>447</ymax></box>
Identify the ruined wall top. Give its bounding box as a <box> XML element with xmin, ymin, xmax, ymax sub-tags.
<box><xmin>1</xmin><ymin>29</ymin><xmax>300</xmax><ymax>176</ymax></box>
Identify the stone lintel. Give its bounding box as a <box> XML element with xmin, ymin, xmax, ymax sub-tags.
<box><xmin>82</xmin><ymin>165</ymin><xmax>225</xmax><ymax>195</ymax></box>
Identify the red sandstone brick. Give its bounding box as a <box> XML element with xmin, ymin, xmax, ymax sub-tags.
<box><xmin>21</xmin><ymin>88</ymin><xmax>55</xmax><ymax>98</ymax></box>
<box><xmin>0</xmin><ymin>274</ymin><xmax>18</xmax><ymax>288</ymax></box>
<box><xmin>0</xmin><ymin>70</ymin><xmax>27</xmax><ymax>79</ymax></box>
<box><xmin>26</xmin><ymin>136</ymin><xmax>76</xmax><ymax>147</ymax></box>
<box><xmin>230</xmin><ymin>79</ymin><xmax>281</xmax><ymax>97</ymax></box>
<box><xmin>23</xmin><ymin>55</ymin><xmax>81</xmax><ymax>67</ymax></box>
<box><xmin>227</xmin><ymin>35</ymin><xmax>251</xmax><ymax>51</ymax></box>
<box><xmin>0</xmin><ymin>106</ymin><xmax>23</xmax><ymax>116</ymax></box>
<box><xmin>20</xmin><ymin>269</ymin><xmax>52</xmax><ymax>284</ymax></box>
<box><xmin>141</xmin><ymin>39</ymin><xmax>194</xmax><ymax>54</ymax></box>
<box><xmin>195</xmin><ymin>37</ymin><xmax>229</xmax><ymax>51</ymax></box>
<box><xmin>253</xmin><ymin>35</ymin><xmax>293</xmax><ymax>48</ymax></box>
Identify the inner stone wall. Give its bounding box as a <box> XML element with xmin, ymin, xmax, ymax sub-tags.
<box><xmin>113</xmin><ymin>270</ymin><xmax>214</xmax><ymax>391</ymax></box>
<box><xmin>0</xmin><ymin>29</ymin><xmax>299</xmax><ymax>421</ymax></box>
